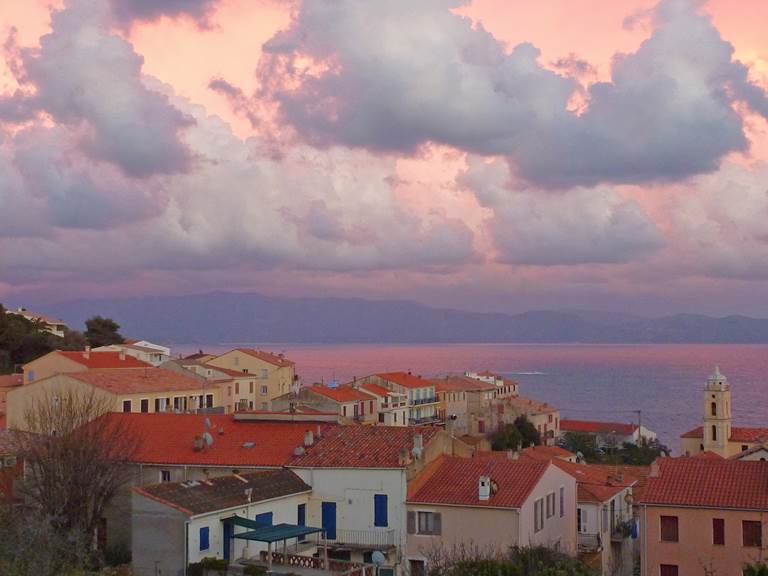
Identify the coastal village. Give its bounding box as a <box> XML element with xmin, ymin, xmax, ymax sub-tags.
<box><xmin>1</xmin><ymin>308</ymin><xmax>767</xmax><ymax>576</ymax></box>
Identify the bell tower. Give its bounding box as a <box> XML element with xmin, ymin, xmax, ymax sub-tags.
<box><xmin>702</xmin><ymin>366</ymin><xmax>732</xmax><ymax>456</ymax></box>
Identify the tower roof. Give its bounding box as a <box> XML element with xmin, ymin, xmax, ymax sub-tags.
<box><xmin>708</xmin><ymin>365</ymin><xmax>727</xmax><ymax>382</ymax></box>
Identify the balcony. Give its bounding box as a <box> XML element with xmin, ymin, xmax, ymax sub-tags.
<box><xmin>327</xmin><ymin>528</ymin><xmax>396</xmax><ymax>550</ymax></box>
<box><xmin>409</xmin><ymin>416</ymin><xmax>441</xmax><ymax>425</ymax></box>
<box><xmin>381</xmin><ymin>402</ymin><xmax>407</xmax><ymax>409</ymax></box>
<box><xmin>577</xmin><ymin>533</ymin><xmax>602</xmax><ymax>553</ymax></box>
<box><xmin>412</xmin><ymin>397</ymin><xmax>438</xmax><ymax>406</ymax></box>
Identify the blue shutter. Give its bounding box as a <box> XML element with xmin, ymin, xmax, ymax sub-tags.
<box><xmin>297</xmin><ymin>504</ymin><xmax>306</xmax><ymax>526</ymax></box>
<box><xmin>199</xmin><ymin>526</ymin><xmax>209</xmax><ymax>551</ymax></box>
<box><xmin>322</xmin><ymin>502</ymin><xmax>337</xmax><ymax>540</ymax></box>
<box><xmin>254</xmin><ymin>512</ymin><xmax>273</xmax><ymax>526</ymax></box>
<box><xmin>374</xmin><ymin>494</ymin><xmax>388</xmax><ymax>527</ymax></box>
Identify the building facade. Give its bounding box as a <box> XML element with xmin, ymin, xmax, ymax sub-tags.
<box><xmin>207</xmin><ymin>349</ymin><xmax>296</xmax><ymax>410</ymax></box>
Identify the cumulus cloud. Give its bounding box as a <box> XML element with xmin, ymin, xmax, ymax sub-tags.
<box><xmin>257</xmin><ymin>0</ymin><xmax>768</xmax><ymax>188</ymax></box>
<box><xmin>460</xmin><ymin>157</ymin><xmax>664</xmax><ymax>265</ymax></box>
<box><xmin>109</xmin><ymin>0</ymin><xmax>218</xmax><ymax>25</ymax></box>
<box><xmin>0</xmin><ymin>0</ymin><xmax>193</xmax><ymax>177</ymax></box>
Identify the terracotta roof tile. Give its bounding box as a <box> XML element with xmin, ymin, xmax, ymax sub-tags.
<box><xmin>680</xmin><ymin>426</ymin><xmax>768</xmax><ymax>443</ymax></box>
<box><xmin>233</xmin><ymin>349</ymin><xmax>295</xmax><ymax>368</ymax></box>
<box><xmin>308</xmin><ymin>385</ymin><xmax>375</xmax><ymax>403</ymax></box>
<box><xmin>435</xmin><ymin>375</ymin><xmax>496</xmax><ymax>392</ymax></box>
<box><xmin>407</xmin><ymin>456</ymin><xmax>549</xmax><ymax>509</ymax></box>
<box><xmin>376</xmin><ymin>372</ymin><xmax>436</xmax><ymax>390</ymax></box>
<box><xmin>502</xmin><ymin>395</ymin><xmax>558</xmax><ymax>414</ymax></box>
<box><xmin>520</xmin><ymin>445</ymin><xmax>575</xmax><ymax>461</ymax></box>
<box><xmin>641</xmin><ymin>458</ymin><xmax>768</xmax><ymax>509</ymax></box>
<box><xmin>358</xmin><ymin>383</ymin><xmax>398</xmax><ymax>397</ymax></box>
<box><xmin>290</xmin><ymin>425</ymin><xmax>439</xmax><ymax>468</ymax></box>
<box><xmin>53</xmin><ymin>351</ymin><xmax>151</xmax><ymax>369</ymax></box>
<box><xmin>550</xmin><ymin>460</ymin><xmax>637</xmax><ymax>503</ymax></box>
<box><xmin>100</xmin><ymin>412</ymin><xmax>336</xmax><ymax>467</ymax></box>
<box><xmin>560</xmin><ymin>419</ymin><xmax>636</xmax><ymax>436</ymax></box>
<box><xmin>134</xmin><ymin>469</ymin><xmax>311</xmax><ymax>516</ymax></box>
<box><xmin>68</xmin><ymin>368</ymin><xmax>208</xmax><ymax>395</ymax></box>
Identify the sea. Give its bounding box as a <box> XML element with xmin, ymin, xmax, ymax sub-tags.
<box><xmin>175</xmin><ymin>343</ymin><xmax>768</xmax><ymax>453</ymax></box>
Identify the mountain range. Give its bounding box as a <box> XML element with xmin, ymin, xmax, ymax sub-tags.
<box><xmin>35</xmin><ymin>292</ymin><xmax>768</xmax><ymax>345</ymax></box>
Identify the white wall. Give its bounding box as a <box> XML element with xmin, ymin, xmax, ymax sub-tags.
<box><xmin>292</xmin><ymin>467</ymin><xmax>407</xmax><ymax>565</ymax></box>
<box><xmin>518</xmin><ymin>464</ymin><xmax>577</xmax><ymax>554</ymax></box>
<box><xmin>187</xmin><ymin>492</ymin><xmax>311</xmax><ymax>563</ymax></box>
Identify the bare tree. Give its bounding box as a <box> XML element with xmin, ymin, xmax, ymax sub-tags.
<box><xmin>15</xmin><ymin>389</ymin><xmax>140</xmax><ymax>539</ymax></box>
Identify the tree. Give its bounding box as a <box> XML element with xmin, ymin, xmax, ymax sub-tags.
<box><xmin>514</xmin><ymin>415</ymin><xmax>541</xmax><ymax>448</ymax></box>
<box><xmin>491</xmin><ymin>423</ymin><xmax>523</xmax><ymax>451</ymax></box>
<box><xmin>84</xmin><ymin>316</ymin><xmax>124</xmax><ymax>348</ymax></box>
<box><xmin>560</xmin><ymin>431</ymin><xmax>600</xmax><ymax>462</ymax></box>
<box><xmin>744</xmin><ymin>562</ymin><xmax>768</xmax><ymax>576</ymax></box>
<box><xmin>15</xmin><ymin>390</ymin><xmax>140</xmax><ymax>540</ymax></box>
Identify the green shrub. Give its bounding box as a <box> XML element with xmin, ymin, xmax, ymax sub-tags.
<box><xmin>244</xmin><ymin>566</ymin><xmax>267</xmax><ymax>576</ymax></box>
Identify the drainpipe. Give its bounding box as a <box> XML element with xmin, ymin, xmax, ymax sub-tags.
<box><xmin>184</xmin><ymin>520</ymin><xmax>189</xmax><ymax>576</ymax></box>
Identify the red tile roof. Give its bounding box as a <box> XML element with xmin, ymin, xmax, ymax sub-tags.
<box><xmin>641</xmin><ymin>458</ymin><xmax>768</xmax><ymax>510</ymax></box>
<box><xmin>407</xmin><ymin>455</ymin><xmax>549</xmax><ymax>509</ymax></box>
<box><xmin>100</xmin><ymin>412</ymin><xmax>336</xmax><ymax>467</ymax></box>
<box><xmin>358</xmin><ymin>383</ymin><xmax>397</xmax><ymax>398</ymax></box>
<box><xmin>0</xmin><ymin>375</ymin><xmax>22</xmax><ymax>388</ymax></box>
<box><xmin>520</xmin><ymin>445</ymin><xmax>576</xmax><ymax>461</ymax></box>
<box><xmin>308</xmin><ymin>385</ymin><xmax>374</xmax><ymax>403</ymax></box>
<box><xmin>289</xmin><ymin>425</ymin><xmax>439</xmax><ymax>468</ymax></box>
<box><xmin>502</xmin><ymin>395</ymin><xmax>558</xmax><ymax>415</ymax></box>
<box><xmin>551</xmin><ymin>460</ymin><xmax>637</xmax><ymax>503</ymax></box>
<box><xmin>435</xmin><ymin>375</ymin><xmax>496</xmax><ymax>392</ymax></box>
<box><xmin>201</xmin><ymin>364</ymin><xmax>252</xmax><ymax>378</ymax></box>
<box><xmin>68</xmin><ymin>368</ymin><xmax>207</xmax><ymax>395</ymax></box>
<box><xmin>233</xmin><ymin>349</ymin><xmax>295</xmax><ymax>368</ymax></box>
<box><xmin>692</xmin><ymin>451</ymin><xmax>724</xmax><ymax>460</ymax></box>
<box><xmin>54</xmin><ymin>351</ymin><xmax>152</xmax><ymax>369</ymax></box>
<box><xmin>376</xmin><ymin>372</ymin><xmax>435</xmax><ymax>390</ymax></box>
<box><xmin>560</xmin><ymin>419</ymin><xmax>637</xmax><ymax>436</ymax></box>
<box><xmin>680</xmin><ymin>426</ymin><xmax>768</xmax><ymax>443</ymax></box>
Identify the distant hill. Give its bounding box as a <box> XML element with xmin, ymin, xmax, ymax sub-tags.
<box><xmin>44</xmin><ymin>292</ymin><xmax>768</xmax><ymax>344</ymax></box>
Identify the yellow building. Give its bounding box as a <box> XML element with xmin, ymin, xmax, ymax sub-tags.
<box><xmin>206</xmin><ymin>348</ymin><xmax>296</xmax><ymax>410</ymax></box>
<box><xmin>680</xmin><ymin>367</ymin><xmax>768</xmax><ymax>458</ymax></box>
<box><xmin>6</xmin><ymin>368</ymin><xmax>221</xmax><ymax>431</ymax></box>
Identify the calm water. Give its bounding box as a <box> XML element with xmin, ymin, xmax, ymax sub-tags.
<box><xmin>176</xmin><ymin>343</ymin><xmax>768</xmax><ymax>453</ymax></box>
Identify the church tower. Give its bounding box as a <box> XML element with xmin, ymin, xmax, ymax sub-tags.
<box><xmin>702</xmin><ymin>366</ymin><xmax>732</xmax><ymax>456</ymax></box>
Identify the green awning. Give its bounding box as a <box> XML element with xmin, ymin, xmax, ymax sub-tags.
<box><xmin>224</xmin><ymin>516</ymin><xmax>323</xmax><ymax>543</ymax></box>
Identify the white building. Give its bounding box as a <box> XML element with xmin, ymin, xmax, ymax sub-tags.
<box><xmin>5</xmin><ymin>307</ymin><xmax>67</xmax><ymax>338</ymax></box>
<box><xmin>95</xmin><ymin>339</ymin><xmax>171</xmax><ymax>366</ymax></box>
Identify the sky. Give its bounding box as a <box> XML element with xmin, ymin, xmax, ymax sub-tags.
<box><xmin>1</xmin><ymin>0</ymin><xmax>768</xmax><ymax>317</ymax></box>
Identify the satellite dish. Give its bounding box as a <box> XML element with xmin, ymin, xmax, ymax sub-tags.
<box><xmin>202</xmin><ymin>432</ymin><xmax>214</xmax><ymax>447</ymax></box>
<box><xmin>371</xmin><ymin>551</ymin><xmax>386</xmax><ymax>566</ymax></box>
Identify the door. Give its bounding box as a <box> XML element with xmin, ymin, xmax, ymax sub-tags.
<box><xmin>222</xmin><ymin>520</ymin><xmax>233</xmax><ymax>561</ymax></box>
<box><xmin>322</xmin><ymin>501</ymin><xmax>337</xmax><ymax>540</ymax></box>
<box><xmin>297</xmin><ymin>503</ymin><xmax>306</xmax><ymax>542</ymax></box>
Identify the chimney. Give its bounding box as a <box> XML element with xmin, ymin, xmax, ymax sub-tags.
<box><xmin>193</xmin><ymin>435</ymin><xmax>204</xmax><ymax>451</ymax></box>
<box><xmin>218</xmin><ymin>426</ymin><xmax>224</xmax><ymax>435</ymax></box>
<box><xmin>316</xmin><ymin>424</ymin><xmax>322</xmax><ymax>439</ymax></box>
<box><xmin>304</xmin><ymin>429</ymin><xmax>314</xmax><ymax>447</ymax></box>
<box><xmin>398</xmin><ymin>448</ymin><xmax>409</xmax><ymax>466</ymax></box>
<box><xmin>83</xmin><ymin>346</ymin><xmax>91</xmax><ymax>359</ymax></box>
<box><xmin>479</xmin><ymin>475</ymin><xmax>491</xmax><ymax>501</ymax></box>
<box><xmin>119</xmin><ymin>349</ymin><xmax>126</xmax><ymax>361</ymax></box>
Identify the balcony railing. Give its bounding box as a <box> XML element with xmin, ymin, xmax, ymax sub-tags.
<box><xmin>409</xmin><ymin>416</ymin><xmax>441</xmax><ymax>425</ymax></box>
<box><xmin>327</xmin><ymin>529</ymin><xmax>396</xmax><ymax>550</ymax></box>
<box><xmin>381</xmin><ymin>402</ymin><xmax>407</xmax><ymax>409</ymax></box>
<box><xmin>412</xmin><ymin>397</ymin><xmax>438</xmax><ymax>406</ymax></box>
<box><xmin>577</xmin><ymin>533</ymin><xmax>602</xmax><ymax>553</ymax></box>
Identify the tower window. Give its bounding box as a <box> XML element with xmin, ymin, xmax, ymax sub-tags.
<box><xmin>711</xmin><ymin>425</ymin><xmax>717</xmax><ymax>442</ymax></box>
<box><xmin>711</xmin><ymin>402</ymin><xmax>717</xmax><ymax>416</ymax></box>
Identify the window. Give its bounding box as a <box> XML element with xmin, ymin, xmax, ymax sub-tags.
<box><xmin>577</xmin><ymin>508</ymin><xmax>586</xmax><ymax>533</ymax></box>
<box><xmin>154</xmin><ymin>398</ymin><xmax>161</xmax><ymax>412</ymax></box>
<box><xmin>743</xmin><ymin>521</ymin><xmax>762</xmax><ymax>547</ymax></box>
<box><xmin>548</xmin><ymin>414</ymin><xmax>553</xmax><ymax>423</ymax></box>
<box><xmin>27</xmin><ymin>370</ymin><xmax>34</xmax><ymax>382</ymax></box>
<box><xmin>160</xmin><ymin>470</ymin><xmax>171</xmax><ymax>483</ymax></box>
<box><xmin>534</xmin><ymin>498</ymin><xmax>544</xmax><ymax>532</ymax></box>
<box><xmin>559</xmin><ymin>486</ymin><xmax>565</xmax><ymax>518</ymax></box>
<box><xmin>711</xmin><ymin>402</ymin><xmax>717</xmax><ymax>416</ymax></box>
<box><xmin>478</xmin><ymin>420</ymin><xmax>485</xmax><ymax>434</ymax></box>
<box><xmin>712</xmin><ymin>518</ymin><xmax>724</xmax><ymax>545</ymax></box>
<box><xmin>374</xmin><ymin>494</ymin><xmax>388</xmax><ymax>527</ymax></box>
<box><xmin>409</xmin><ymin>560</ymin><xmax>426</xmax><ymax>576</ymax></box>
<box><xmin>416</xmin><ymin>511</ymin><xmax>441</xmax><ymax>535</ymax></box>
<box><xmin>199</xmin><ymin>527</ymin><xmax>209</xmax><ymax>551</ymax></box>
<box><xmin>249</xmin><ymin>381</ymin><xmax>254</xmax><ymax>394</ymax></box>
<box><xmin>140</xmin><ymin>398</ymin><xmax>149</xmax><ymax>413</ymax></box>
<box><xmin>343</xmin><ymin>406</ymin><xmax>347</xmax><ymax>417</ymax></box>
<box><xmin>660</xmin><ymin>516</ymin><xmax>679</xmax><ymax>542</ymax></box>
<box><xmin>712</xmin><ymin>425</ymin><xmax>717</xmax><ymax>442</ymax></box>
<box><xmin>546</xmin><ymin>492</ymin><xmax>555</xmax><ymax>518</ymax></box>
<box><xmin>260</xmin><ymin>385</ymin><xmax>268</xmax><ymax>396</ymax></box>
<box><xmin>122</xmin><ymin>400</ymin><xmax>132</xmax><ymax>413</ymax></box>
<box><xmin>206</xmin><ymin>394</ymin><xmax>213</xmax><ymax>408</ymax></box>
<box><xmin>235</xmin><ymin>381</ymin><xmax>240</xmax><ymax>395</ymax></box>
<box><xmin>659</xmin><ymin>565</ymin><xmax>678</xmax><ymax>576</ymax></box>
<box><xmin>742</xmin><ymin>445</ymin><xmax>749</xmax><ymax>451</ymax></box>
<box><xmin>261</xmin><ymin>368</ymin><xmax>268</xmax><ymax>379</ymax></box>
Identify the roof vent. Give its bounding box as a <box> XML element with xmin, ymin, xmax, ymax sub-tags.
<box><xmin>293</xmin><ymin>446</ymin><xmax>306</xmax><ymax>456</ymax></box>
<box><xmin>242</xmin><ymin>441</ymin><xmax>255</xmax><ymax>449</ymax></box>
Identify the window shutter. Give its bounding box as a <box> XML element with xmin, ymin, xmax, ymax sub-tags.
<box><xmin>407</xmin><ymin>511</ymin><xmax>416</xmax><ymax>534</ymax></box>
<box><xmin>433</xmin><ymin>513</ymin><xmax>442</xmax><ymax>535</ymax></box>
